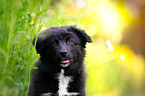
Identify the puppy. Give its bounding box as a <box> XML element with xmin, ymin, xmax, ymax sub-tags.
<box><xmin>28</xmin><ymin>25</ymin><xmax>92</xmax><ymax>96</ymax></box>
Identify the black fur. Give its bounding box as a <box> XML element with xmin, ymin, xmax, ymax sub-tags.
<box><xmin>29</xmin><ymin>25</ymin><xmax>92</xmax><ymax>96</ymax></box>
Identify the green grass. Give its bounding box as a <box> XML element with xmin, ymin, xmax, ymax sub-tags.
<box><xmin>0</xmin><ymin>0</ymin><xmax>50</xmax><ymax>95</ymax></box>
<box><xmin>0</xmin><ymin>0</ymin><xmax>78</xmax><ymax>95</ymax></box>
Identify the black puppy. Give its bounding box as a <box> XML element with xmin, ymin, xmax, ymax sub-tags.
<box><xmin>29</xmin><ymin>25</ymin><xmax>92</xmax><ymax>96</ymax></box>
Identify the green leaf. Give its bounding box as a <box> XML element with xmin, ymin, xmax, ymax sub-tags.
<box><xmin>36</xmin><ymin>9</ymin><xmax>48</xmax><ymax>16</ymax></box>
<box><xmin>25</xmin><ymin>66</ymin><xmax>38</xmax><ymax>69</ymax></box>
<box><xmin>26</xmin><ymin>13</ymin><xmax>32</xmax><ymax>20</ymax></box>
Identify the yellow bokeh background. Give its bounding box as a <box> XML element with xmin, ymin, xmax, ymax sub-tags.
<box><xmin>58</xmin><ymin>0</ymin><xmax>145</xmax><ymax>96</ymax></box>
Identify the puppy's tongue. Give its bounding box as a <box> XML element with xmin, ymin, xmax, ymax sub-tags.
<box><xmin>61</xmin><ymin>60</ymin><xmax>69</xmax><ymax>63</ymax></box>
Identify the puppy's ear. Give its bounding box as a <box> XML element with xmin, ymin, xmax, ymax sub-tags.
<box><xmin>62</xmin><ymin>25</ymin><xmax>92</xmax><ymax>48</ymax></box>
<box><xmin>32</xmin><ymin>29</ymin><xmax>50</xmax><ymax>54</ymax></box>
<box><xmin>32</xmin><ymin>36</ymin><xmax>45</xmax><ymax>54</ymax></box>
<box><xmin>75</xmin><ymin>28</ymin><xmax>92</xmax><ymax>48</ymax></box>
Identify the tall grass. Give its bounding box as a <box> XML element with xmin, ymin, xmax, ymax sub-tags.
<box><xmin>0</xmin><ymin>0</ymin><xmax>50</xmax><ymax>95</ymax></box>
<box><xmin>0</xmin><ymin>0</ymin><xmax>78</xmax><ymax>95</ymax></box>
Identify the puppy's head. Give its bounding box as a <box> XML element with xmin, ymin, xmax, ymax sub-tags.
<box><xmin>33</xmin><ymin>25</ymin><xmax>92</xmax><ymax>67</ymax></box>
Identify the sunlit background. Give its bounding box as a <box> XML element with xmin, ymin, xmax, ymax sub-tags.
<box><xmin>0</xmin><ymin>0</ymin><xmax>145</xmax><ymax>96</ymax></box>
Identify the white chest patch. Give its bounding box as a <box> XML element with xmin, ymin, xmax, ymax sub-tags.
<box><xmin>41</xmin><ymin>69</ymin><xmax>79</xmax><ymax>96</ymax></box>
<box><xmin>57</xmin><ymin>69</ymin><xmax>72</xmax><ymax>96</ymax></box>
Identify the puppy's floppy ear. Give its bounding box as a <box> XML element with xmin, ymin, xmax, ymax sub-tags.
<box><xmin>75</xmin><ymin>28</ymin><xmax>92</xmax><ymax>48</ymax></box>
<box><xmin>32</xmin><ymin>36</ymin><xmax>45</xmax><ymax>54</ymax></box>
<box><xmin>62</xmin><ymin>25</ymin><xmax>92</xmax><ymax>48</ymax></box>
<box><xmin>32</xmin><ymin>29</ymin><xmax>50</xmax><ymax>54</ymax></box>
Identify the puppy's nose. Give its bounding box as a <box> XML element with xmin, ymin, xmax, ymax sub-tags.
<box><xmin>60</xmin><ymin>51</ymin><xmax>68</xmax><ymax>57</ymax></box>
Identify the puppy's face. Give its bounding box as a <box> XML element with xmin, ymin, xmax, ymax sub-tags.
<box><xmin>33</xmin><ymin>26</ymin><xmax>92</xmax><ymax>67</ymax></box>
<box><xmin>45</xmin><ymin>31</ymin><xmax>81</xmax><ymax>67</ymax></box>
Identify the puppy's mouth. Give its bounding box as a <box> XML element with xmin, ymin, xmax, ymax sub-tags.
<box><xmin>60</xmin><ymin>58</ymin><xmax>73</xmax><ymax>67</ymax></box>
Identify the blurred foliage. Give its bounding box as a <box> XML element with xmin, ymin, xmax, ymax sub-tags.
<box><xmin>0</xmin><ymin>0</ymin><xmax>145</xmax><ymax>96</ymax></box>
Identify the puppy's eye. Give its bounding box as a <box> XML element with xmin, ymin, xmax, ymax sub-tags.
<box><xmin>68</xmin><ymin>40</ymin><xmax>73</xmax><ymax>44</ymax></box>
<box><xmin>52</xmin><ymin>39</ymin><xmax>59</xmax><ymax>45</ymax></box>
<box><xmin>52</xmin><ymin>41</ymin><xmax>57</xmax><ymax>45</ymax></box>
